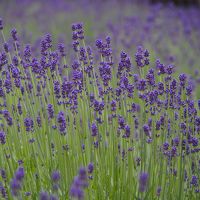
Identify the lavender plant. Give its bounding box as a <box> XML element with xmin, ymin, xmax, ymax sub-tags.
<box><xmin>0</xmin><ymin>18</ymin><xmax>200</xmax><ymax>200</ymax></box>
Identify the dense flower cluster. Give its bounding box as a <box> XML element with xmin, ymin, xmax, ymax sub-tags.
<box><xmin>0</xmin><ymin>11</ymin><xmax>200</xmax><ymax>199</ymax></box>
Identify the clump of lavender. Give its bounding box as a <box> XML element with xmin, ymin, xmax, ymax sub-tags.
<box><xmin>39</xmin><ymin>191</ymin><xmax>49</xmax><ymax>200</ymax></box>
<box><xmin>24</xmin><ymin>117</ymin><xmax>34</xmax><ymax>132</ymax></box>
<box><xmin>139</xmin><ymin>172</ymin><xmax>149</xmax><ymax>192</ymax></box>
<box><xmin>0</xmin><ymin>18</ymin><xmax>3</xmax><ymax>30</ymax></box>
<box><xmin>10</xmin><ymin>167</ymin><xmax>25</xmax><ymax>197</ymax></box>
<box><xmin>70</xmin><ymin>167</ymin><xmax>89</xmax><ymax>200</ymax></box>
<box><xmin>0</xmin><ymin>182</ymin><xmax>7</xmax><ymax>199</ymax></box>
<box><xmin>51</xmin><ymin>170</ymin><xmax>61</xmax><ymax>192</ymax></box>
<box><xmin>57</xmin><ymin>111</ymin><xmax>66</xmax><ymax>134</ymax></box>
<box><xmin>0</xmin><ymin>131</ymin><xmax>6</xmax><ymax>144</ymax></box>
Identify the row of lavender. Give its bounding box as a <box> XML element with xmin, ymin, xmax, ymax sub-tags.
<box><xmin>107</xmin><ymin>3</ymin><xmax>200</xmax><ymax>75</ymax></box>
<box><xmin>0</xmin><ymin>17</ymin><xmax>200</xmax><ymax>199</ymax></box>
<box><xmin>1</xmin><ymin>1</ymin><xmax>200</xmax><ymax>76</ymax></box>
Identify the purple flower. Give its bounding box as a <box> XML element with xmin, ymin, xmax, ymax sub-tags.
<box><xmin>135</xmin><ymin>46</ymin><xmax>144</xmax><ymax>68</ymax></box>
<box><xmin>47</xmin><ymin>104</ymin><xmax>54</xmax><ymax>119</ymax></box>
<box><xmin>72</xmin><ymin>31</ymin><xmax>78</xmax><ymax>41</ymax></box>
<box><xmin>2</xmin><ymin>110</ymin><xmax>13</xmax><ymax>126</ymax></box>
<box><xmin>192</xmin><ymin>138</ymin><xmax>198</xmax><ymax>147</ymax></box>
<box><xmin>156</xmin><ymin>120</ymin><xmax>161</xmax><ymax>131</ymax></box>
<box><xmin>11</xmin><ymin>67</ymin><xmax>20</xmax><ymax>79</ymax></box>
<box><xmin>51</xmin><ymin>171</ymin><xmax>60</xmax><ymax>183</ymax></box>
<box><xmin>10</xmin><ymin>179</ymin><xmax>21</xmax><ymax>196</ymax></box>
<box><xmin>57</xmin><ymin>111</ymin><xmax>66</xmax><ymax>133</ymax></box>
<box><xmin>37</xmin><ymin>114</ymin><xmax>42</xmax><ymax>127</ymax></box>
<box><xmin>156</xmin><ymin>60</ymin><xmax>165</xmax><ymax>75</ymax></box>
<box><xmin>39</xmin><ymin>191</ymin><xmax>49</xmax><ymax>200</ymax></box>
<box><xmin>0</xmin><ymin>169</ymin><xmax>6</xmax><ymax>180</ymax></box>
<box><xmin>106</xmin><ymin>36</ymin><xmax>111</xmax><ymax>45</ymax></box>
<box><xmin>163</xmin><ymin>142</ymin><xmax>169</xmax><ymax>151</ymax></box>
<box><xmin>172</xmin><ymin>137</ymin><xmax>180</xmax><ymax>146</ymax></box>
<box><xmin>93</xmin><ymin>100</ymin><xmax>104</xmax><ymax>113</ymax></box>
<box><xmin>15</xmin><ymin>167</ymin><xmax>24</xmax><ymax>181</ymax></box>
<box><xmin>24</xmin><ymin>117</ymin><xmax>34</xmax><ymax>132</ymax></box>
<box><xmin>198</xmin><ymin>99</ymin><xmax>200</xmax><ymax>110</ymax></box>
<box><xmin>24</xmin><ymin>44</ymin><xmax>32</xmax><ymax>61</ymax></box>
<box><xmin>137</xmin><ymin>79</ymin><xmax>146</xmax><ymax>91</ymax></box>
<box><xmin>70</xmin><ymin>167</ymin><xmax>88</xmax><ymax>200</ymax></box>
<box><xmin>40</xmin><ymin>35</ymin><xmax>51</xmax><ymax>55</ymax></box>
<box><xmin>143</xmin><ymin>124</ymin><xmax>150</xmax><ymax>137</ymax></box>
<box><xmin>0</xmin><ymin>18</ymin><xmax>3</xmax><ymax>30</ymax></box>
<box><xmin>186</xmin><ymin>84</ymin><xmax>193</xmax><ymax>96</ymax></box>
<box><xmin>96</xmin><ymin>39</ymin><xmax>103</xmax><ymax>49</ymax></box>
<box><xmin>179</xmin><ymin>73</ymin><xmax>187</xmax><ymax>87</ymax></box>
<box><xmin>131</xmin><ymin>103</ymin><xmax>140</xmax><ymax>113</ymax></box>
<box><xmin>0</xmin><ymin>182</ymin><xmax>7</xmax><ymax>198</ymax></box>
<box><xmin>93</xmin><ymin>140</ymin><xmax>99</xmax><ymax>148</ymax></box>
<box><xmin>78</xmin><ymin>168</ymin><xmax>87</xmax><ymax>185</ymax></box>
<box><xmin>119</xmin><ymin>75</ymin><xmax>129</xmax><ymax>89</ymax></box>
<box><xmin>170</xmin><ymin>79</ymin><xmax>177</xmax><ymax>94</ymax></box>
<box><xmin>0</xmin><ymin>131</ymin><xmax>6</xmax><ymax>144</ymax></box>
<box><xmin>171</xmin><ymin>146</ymin><xmax>177</xmax><ymax>157</ymax></box>
<box><xmin>124</xmin><ymin>124</ymin><xmax>131</xmax><ymax>138</ymax></box>
<box><xmin>166</xmin><ymin>65</ymin><xmax>174</xmax><ymax>75</ymax></box>
<box><xmin>12</xmin><ymin>56</ymin><xmax>19</xmax><ymax>67</ymax></box>
<box><xmin>73</xmin><ymin>70</ymin><xmax>83</xmax><ymax>83</ymax></box>
<box><xmin>72</xmin><ymin>60</ymin><xmax>80</xmax><ymax>70</ymax></box>
<box><xmin>58</xmin><ymin>43</ymin><xmax>66</xmax><ymax>57</ymax></box>
<box><xmin>61</xmin><ymin>80</ymin><xmax>73</xmax><ymax>98</ymax></box>
<box><xmin>133</xmin><ymin>74</ymin><xmax>139</xmax><ymax>83</ymax></box>
<box><xmin>72</xmin><ymin>41</ymin><xmax>79</xmax><ymax>52</ymax></box>
<box><xmin>118</xmin><ymin>116</ymin><xmax>125</xmax><ymax>129</ymax></box>
<box><xmin>50</xmin><ymin>195</ymin><xmax>58</xmax><ymax>200</ymax></box>
<box><xmin>76</xmin><ymin>23</ymin><xmax>84</xmax><ymax>40</ymax></box>
<box><xmin>118</xmin><ymin>51</ymin><xmax>132</xmax><ymax>76</ymax></box>
<box><xmin>53</xmin><ymin>81</ymin><xmax>61</xmax><ymax>99</ymax></box>
<box><xmin>156</xmin><ymin>187</ymin><xmax>161</xmax><ymax>196</ymax></box>
<box><xmin>148</xmin><ymin>90</ymin><xmax>158</xmax><ymax>105</ymax></box>
<box><xmin>70</xmin><ymin>185</ymin><xmax>84</xmax><ymax>200</ymax></box>
<box><xmin>10</xmin><ymin>167</ymin><xmax>25</xmax><ymax>196</ymax></box>
<box><xmin>91</xmin><ymin>122</ymin><xmax>98</xmax><ymax>137</ymax></box>
<box><xmin>139</xmin><ymin>172</ymin><xmax>149</xmax><ymax>192</ymax></box>
<box><xmin>110</xmin><ymin>100</ymin><xmax>117</xmax><ymax>112</ymax></box>
<box><xmin>146</xmin><ymin>69</ymin><xmax>155</xmax><ymax>86</ymax></box>
<box><xmin>4</xmin><ymin>77</ymin><xmax>12</xmax><ymax>93</ymax></box>
<box><xmin>72</xmin><ymin>23</ymin><xmax>78</xmax><ymax>31</ymax></box>
<box><xmin>0</xmin><ymin>87</ymin><xmax>4</xmax><ymax>97</ymax></box>
<box><xmin>11</xmin><ymin>28</ymin><xmax>18</xmax><ymax>41</ymax></box>
<box><xmin>180</xmin><ymin>122</ymin><xmax>187</xmax><ymax>130</ymax></box>
<box><xmin>45</xmin><ymin>33</ymin><xmax>52</xmax><ymax>47</ymax></box>
<box><xmin>134</xmin><ymin>117</ymin><xmax>139</xmax><ymax>129</ymax></box>
<box><xmin>99</xmin><ymin>62</ymin><xmax>112</xmax><ymax>87</ymax></box>
<box><xmin>191</xmin><ymin>176</ymin><xmax>198</xmax><ymax>187</ymax></box>
<box><xmin>4</xmin><ymin>43</ymin><xmax>9</xmax><ymax>53</ymax></box>
<box><xmin>0</xmin><ymin>52</ymin><xmax>7</xmax><ymax>68</ymax></box>
<box><xmin>87</xmin><ymin>163</ymin><xmax>94</xmax><ymax>174</ymax></box>
<box><xmin>25</xmin><ymin>192</ymin><xmax>31</xmax><ymax>196</ymax></box>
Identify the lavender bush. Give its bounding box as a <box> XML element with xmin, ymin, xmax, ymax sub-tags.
<box><xmin>0</xmin><ymin>3</ymin><xmax>200</xmax><ymax>199</ymax></box>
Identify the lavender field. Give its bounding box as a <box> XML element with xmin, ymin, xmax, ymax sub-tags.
<box><xmin>0</xmin><ymin>0</ymin><xmax>200</xmax><ymax>199</ymax></box>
